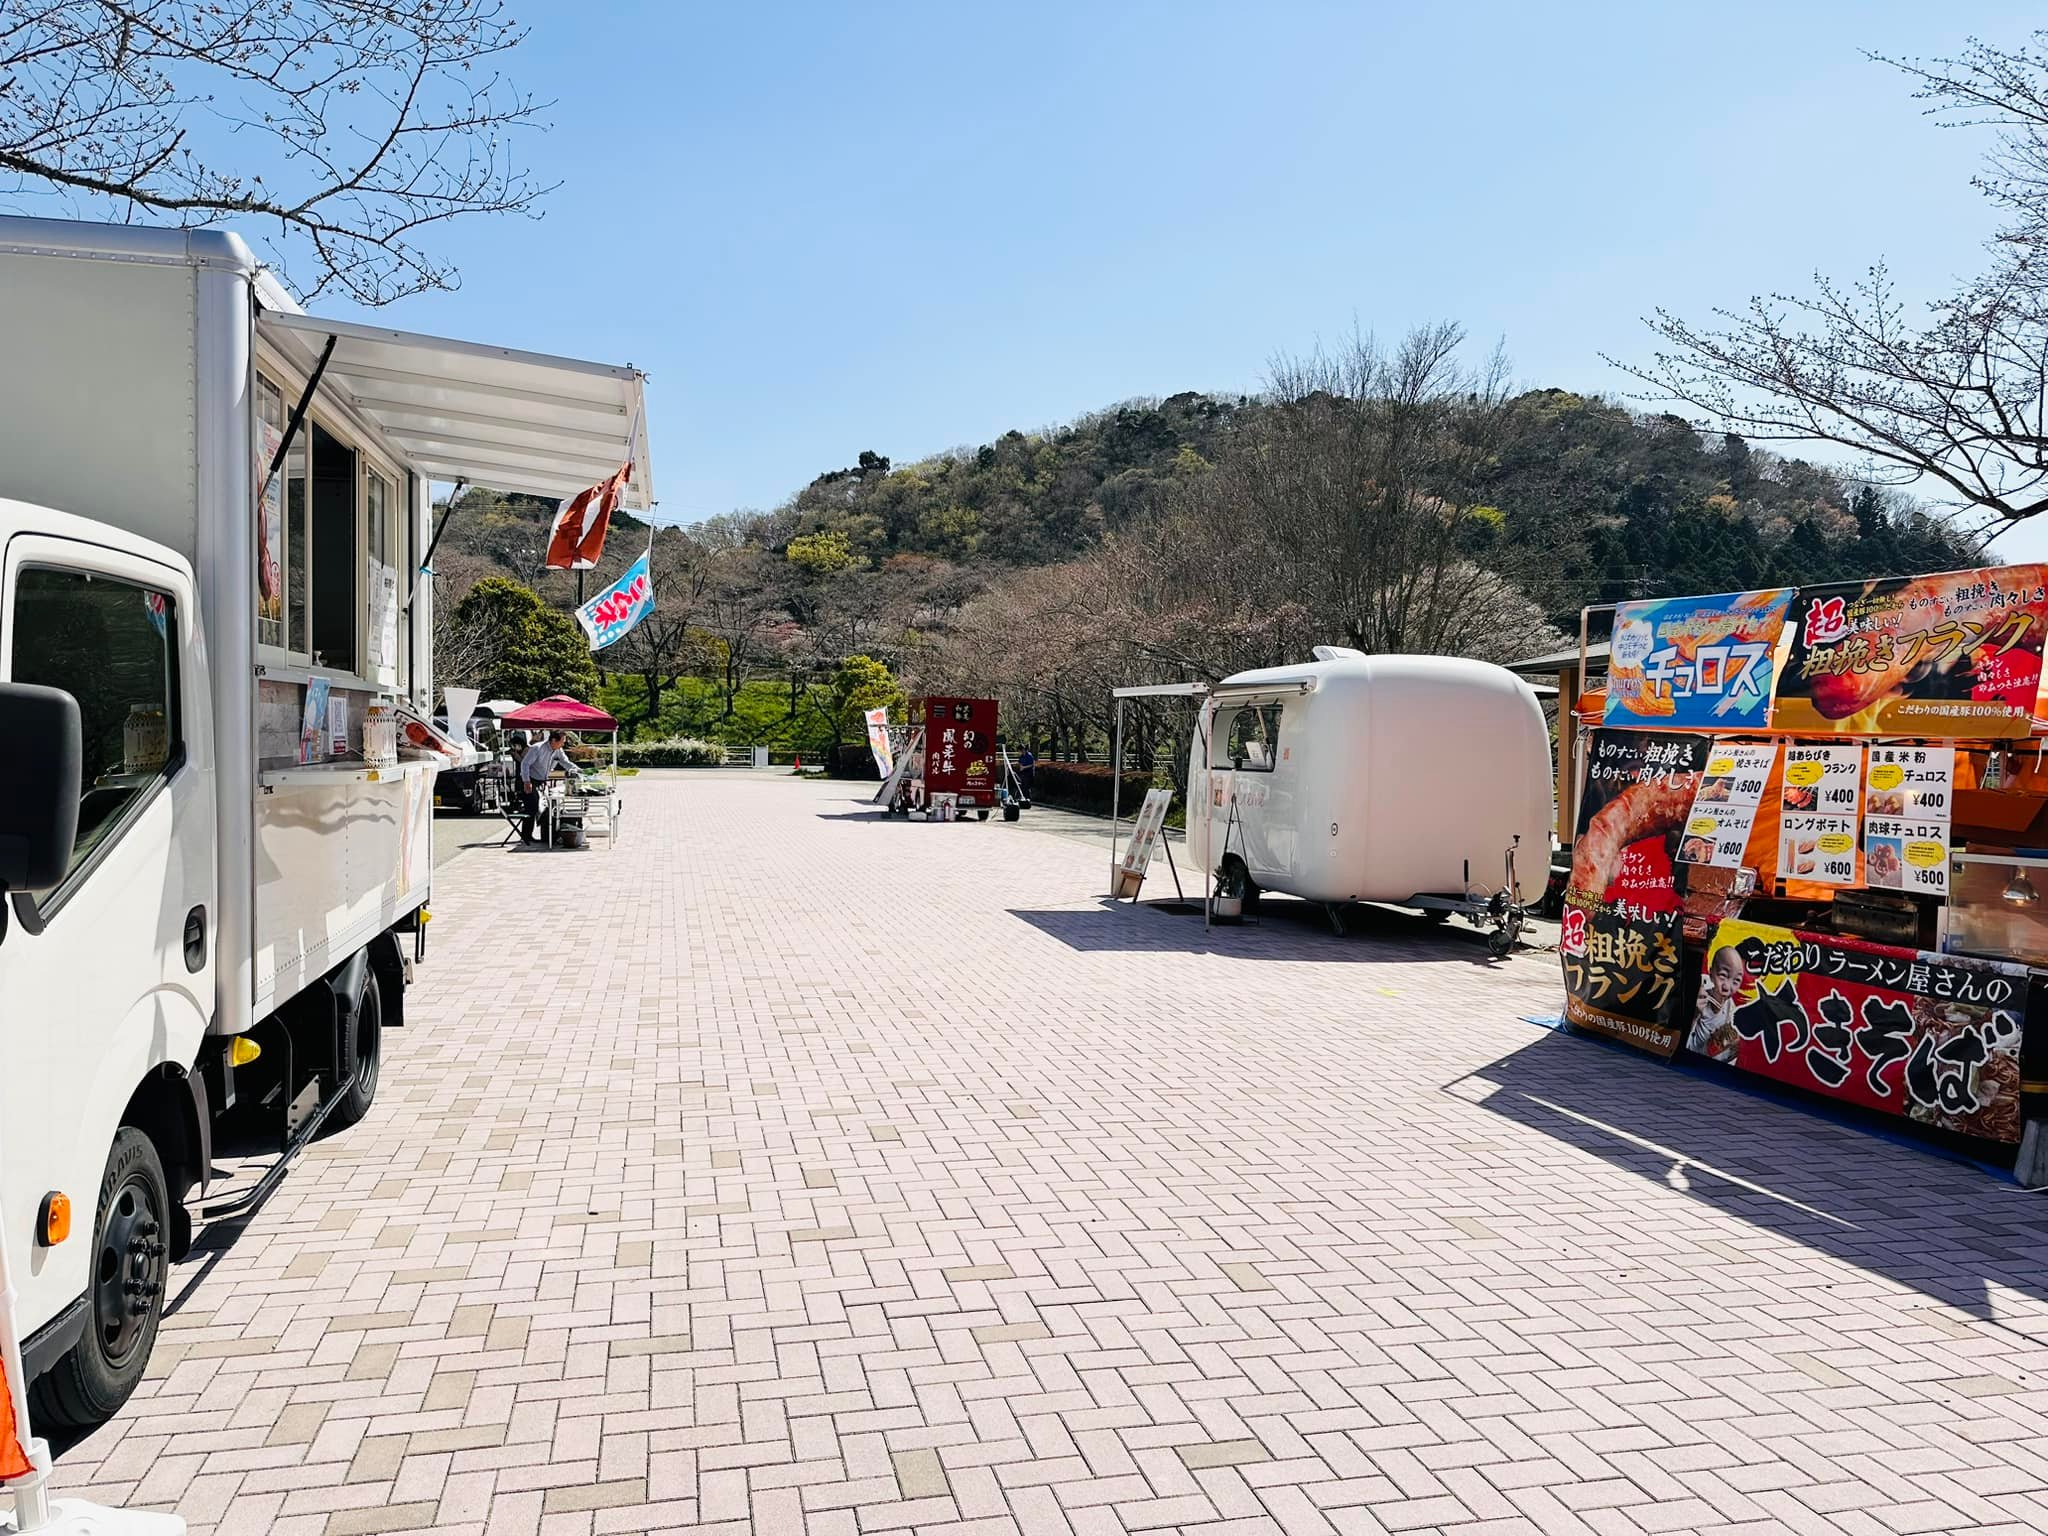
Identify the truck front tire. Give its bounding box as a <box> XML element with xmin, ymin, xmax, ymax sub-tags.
<box><xmin>31</xmin><ymin>1127</ymin><xmax>170</xmax><ymax>1429</ymax></box>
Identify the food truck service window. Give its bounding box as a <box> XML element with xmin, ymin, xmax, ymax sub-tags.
<box><xmin>256</xmin><ymin>367</ymin><xmax>403</xmax><ymax>690</ymax></box>
<box><xmin>1214</xmin><ymin>703</ymin><xmax>1283</xmax><ymax>771</ymax></box>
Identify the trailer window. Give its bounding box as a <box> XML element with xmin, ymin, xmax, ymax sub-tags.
<box><xmin>9</xmin><ymin>567</ymin><xmax>180</xmax><ymax>892</ymax></box>
<box><xmin>1214</xmin><ymin>703</ymin><xmax>1283</xmax><ymax>771</ymax></box>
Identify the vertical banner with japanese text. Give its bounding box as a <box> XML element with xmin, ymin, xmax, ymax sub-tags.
<box><xmin>1688</xmin><ymin>920</ymin><xmax>2026</xmax><ymax>1142</ymax></box>
<box><xmin>865</xmin><ymin>707</ymin><xmax>894</xmax><ymax>779</ymax></box>
<box><xmin>1560</xmin><ymin>729</ymin><xmax>1709</xmax><ymax>1055</ymax></box>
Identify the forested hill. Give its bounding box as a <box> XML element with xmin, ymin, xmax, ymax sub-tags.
<box><xmin>432</xmin><ymin>385</ymin><xmax>1979</xmax><ymax>636</ymax></box>
<box><xmin>775</xmin><ymin>388</ymin><xmax>1978</xmax><ymax>623</ymax></box>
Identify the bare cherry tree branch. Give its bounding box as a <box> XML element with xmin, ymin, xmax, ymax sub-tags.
<box><xmin>1611</xmin><ymin>32</ymin><xmax>2048</xmax><ymax>522</ymax></box>
<box><xmin>0</xmin><ymin>0</ymin><xmax>554</xmax><ymax>303</ymax></box>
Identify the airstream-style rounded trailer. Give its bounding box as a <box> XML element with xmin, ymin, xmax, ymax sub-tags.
<box><xmin>1185</xmin><ymin>648</ymin><xmax>1553</xmax><ymax>947</ymax></box>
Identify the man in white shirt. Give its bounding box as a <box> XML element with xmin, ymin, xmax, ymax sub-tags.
<box><xmin>518</xmin><ymin>730</ymin><xmax>577</xmax><ymax>844</ymax></box>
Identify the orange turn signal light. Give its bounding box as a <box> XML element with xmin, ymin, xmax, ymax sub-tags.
<box><xmin>38</xmin><ymin>1191</ymin><xmax>71</xmax><ymax>1246</ymax></box>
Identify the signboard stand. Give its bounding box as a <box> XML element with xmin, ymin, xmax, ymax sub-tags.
<box><xmin>1114</xmin><ymin>788</ymin><xmax>1182</xmax><ymax>901</ymax></box>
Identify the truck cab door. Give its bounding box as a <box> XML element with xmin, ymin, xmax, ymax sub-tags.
<box><xmin>0</xmin><ymin>533</ymin><xmax>215</xmax><ymax>1349</ymax></box>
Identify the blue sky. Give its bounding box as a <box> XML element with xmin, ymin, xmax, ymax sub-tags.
<box><xmin>311</xmin><ymin>3</ymin><xmax>2041</xmax><ymax>542</ymax></box>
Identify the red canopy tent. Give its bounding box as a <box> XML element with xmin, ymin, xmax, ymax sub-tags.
<box><xmin>501</xmin><ymin>698</ymin><xmax>622</xmax><ymax>841</ymax></box>
<box><xmin>500</xmin><ymin>696</ymin><xmax>619</xmax><ymax>731</ymax></box>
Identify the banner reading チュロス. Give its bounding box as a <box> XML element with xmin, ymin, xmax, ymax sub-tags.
<box><xmin>1605</xmin><ymin>588</ymin><xmax>1792</xmax><ymax>730</ymax></box>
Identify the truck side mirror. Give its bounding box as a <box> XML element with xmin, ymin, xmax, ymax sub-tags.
<box><xmin>0</xmin><ymin>681</ymin><xmax>82</xmax><ymax>893</ymax></box>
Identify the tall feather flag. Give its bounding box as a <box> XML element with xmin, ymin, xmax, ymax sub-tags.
<box><xmin>575</xmin><ymin>548</ymin><xmax>656</xmax><ymax>652</ymax></box>
<box><xmin>546</xmin><ymin>460</ymin><xmax>633</xmax><ymax>571</ymax></box>
<box><xmin>0</xmin><ymin>1194</ymin><xmax>37</xmax><ymax>1482</ymax></box>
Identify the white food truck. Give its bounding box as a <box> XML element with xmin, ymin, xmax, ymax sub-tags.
<box><xmin>0</xmin><ymin>216</ymin><xmax>651</xmax><ymax>1428</ymax></box>
<box><xmin>1185</xmin><ymin>648</ymin><xmax>1553</xmax><ymax>949</ymax></box>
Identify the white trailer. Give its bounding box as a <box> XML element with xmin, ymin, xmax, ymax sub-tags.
<box><xmin>1183</xmin><ymin>648</ymin><xmax>1553</xmax><ymax>948</ymax></box>
<box><xmin>0</xmin><ymin>216</ymin><xmax>651</xmax><ymax>1428</ymax></box>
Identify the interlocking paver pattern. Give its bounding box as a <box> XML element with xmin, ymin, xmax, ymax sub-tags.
<box><xmin>46</xmin><ymin>772</ymin><xmax>2048</xmax><ymax>1533</ymax></box>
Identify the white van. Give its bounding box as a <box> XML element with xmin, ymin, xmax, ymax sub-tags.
<box><xmin>1185</xmin><ymin>648</ymin><xmax>1553</xmax><ymax>926</ymax></box>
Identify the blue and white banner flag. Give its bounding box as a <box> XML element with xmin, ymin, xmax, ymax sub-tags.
<box><xmin>575</xmin><ymin>552</ymin><xmax>654</xmax><ymax>651</ymax></box>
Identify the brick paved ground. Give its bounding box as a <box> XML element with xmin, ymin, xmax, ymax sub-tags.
<box><xmin>47</xmin><ymin>773</ymin><xmax>2048</xmax><ymax>1534</ymax></box>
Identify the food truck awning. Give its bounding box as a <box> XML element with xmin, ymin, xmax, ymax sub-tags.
<box><xmin>257</xmin><ymin>308</ymin><xmax>653</xmax><ymax>508</ymax></box>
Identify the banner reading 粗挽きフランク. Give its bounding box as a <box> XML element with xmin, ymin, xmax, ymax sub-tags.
<box><xmin>575</xmin><ymin>553</ymin><xmax>654</xmax><ymax>652</ymax></box>
<box><xmin>1604</xmin><ymin>588</ymin><xmax>1792</xmax><ymax>729</ymax></box>
<box><xmin>1774</xmin><ymin>564</ymin><xmax>2048</xmax><ymax>738</ymax></box>
<box><xmin>1560</xmin><ymin>729</ymin><xmax>1709</xmax><ymax>1056</ymax></box>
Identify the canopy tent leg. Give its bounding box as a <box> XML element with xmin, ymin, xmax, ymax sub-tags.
<box><xmin>1109</xmin><ymin>697</ymin><xmax>1125</xmax><ymax>897</ymax></box>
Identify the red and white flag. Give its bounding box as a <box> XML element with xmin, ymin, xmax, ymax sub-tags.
<box><xmin>546</xmin><ymin>461</ymin><xmax>633</xmax><ymax>571</ymax></box>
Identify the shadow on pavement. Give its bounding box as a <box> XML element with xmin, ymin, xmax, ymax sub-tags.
<box><xmin>1450</xmin><ymin>1027</ymin><xmax>2048</xmax><ymax>1332</ymax></box>
<box><xmin>1008</xmin><ymin>895</ymin><xmax>1505</xmax><ymax>962</ymax></box>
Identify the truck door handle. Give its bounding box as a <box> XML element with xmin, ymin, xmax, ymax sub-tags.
<box><xmin>184</xmin><ymin>905</ymin><xmax>207</xmax><ymax>973</ymax></box>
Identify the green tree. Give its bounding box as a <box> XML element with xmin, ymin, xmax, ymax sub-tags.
<box><xmin>786</xmin><ymin>529</ymin><xmax>860</xmax><ymax>575</ymax></box>
<box><xmin>827</xmin><ymin>654</ymin><xmax>903</xmax><ymax>744</ymax></box>
<box><xmin>448</xmin><ymin>577</ymin><xmax>598</xmax><ymax>702</ymax></box>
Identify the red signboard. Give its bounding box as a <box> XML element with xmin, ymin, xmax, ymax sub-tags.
<box><xmin>918</xmin><ymin>697</ymin><xmax>998</xmax><ymax>808</ymax></box>
<box><xmin>1686</xmin><ymin>920</ymin><xmax>2028</xmax><ymax>1142</ymax></box>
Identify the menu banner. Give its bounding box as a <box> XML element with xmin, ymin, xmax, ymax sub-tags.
<box><xmin>1775</xmin><ymin>564</ymin><xmax>2048</xmax><ymax>737</ymax></box>
<box><xmin>1778</xmin><ymin>743</ymin><xmax>1863</xmax><ymax>885</ymax></box>
<box><xmin>1688</xmin><ymin>920</ymin><xmax>2026</xmax><ymax>1142</ymax></box>
<box><xmin>1863</xmin><ymin>745</ymin><xmax>1955</xmax><ymax>895</ymax></box>
<box><xmin>1604</xmin><ymin>589</ymin><xmax>1793</xmax><ymax>730</ymax></box>
<box><xmin>1677</xmin><ymin>740</ymin><xmax>1778</xmax><ymax>869</ymax></box>
<box><xmin>1561</xmin><ymin>730</ymin><xmax>1710</xmax><ymax>1055</ymax></box>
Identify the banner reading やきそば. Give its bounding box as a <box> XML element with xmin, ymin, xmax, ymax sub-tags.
<box><xmin>1688</xmin><ymin>920</ymin><xmax>2027</xmax><ymax>1142</ymax></box>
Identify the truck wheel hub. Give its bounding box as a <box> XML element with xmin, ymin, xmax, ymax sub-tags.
<box><xmin>95</xmin><ymin>1179</ymin><xmax>164</xmax><ymax>1362</ymax></box>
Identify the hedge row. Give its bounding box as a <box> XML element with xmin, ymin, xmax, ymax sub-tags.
<box><xmin>616</xmin><ymin>736</ymin><xmax>724</xmax><ymax>767</ymax></box>
<box><xmin>1028</xmin><ymin>761</ymin><xmax>1162</xmax><ymax>816</ymax></box>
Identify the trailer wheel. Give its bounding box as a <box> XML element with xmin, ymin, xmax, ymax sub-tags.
<box><xmin>31</xmin><ymin>1128</ymin><xmax>169</xmax><ymax>1429</ymax></box>
<box><xmin>328</xmin><ymin>967</ymin><xmax>384</xmax><ymax>1132</ymax></box>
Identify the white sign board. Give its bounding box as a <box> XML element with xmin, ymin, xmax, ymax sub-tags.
<box><xmin>1677</xmin><ymin>740</ymin><xmax>1778</xmax><ymax>869</ymax></box>
<box><xmin>1864</xmin><ymin>745</ymin><xmax>1955</xmax><ymax>895</ymax></box>
<box><xmin>1118</xmin><ymin>788</ymin><xmax>1175</xmax><ymax>888</ymax></box>
<box><xmin>1779</xmin><ymin>743</ymin><xmax>1863</xmax><ymax>885</ymax></box>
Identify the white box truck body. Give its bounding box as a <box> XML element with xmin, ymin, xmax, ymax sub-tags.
<box><xmin>0</xmin><ymin>216</ymin><xmax>651</xmax><ymax>1427</ymax></box>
